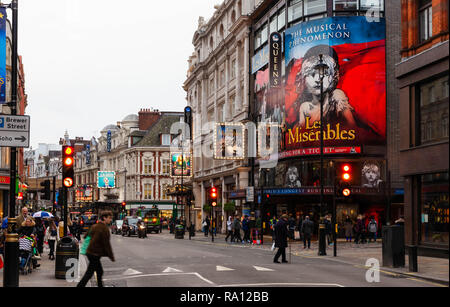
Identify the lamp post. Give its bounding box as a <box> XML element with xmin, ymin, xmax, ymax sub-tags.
<box><xmin>3</xmin><ymin>0</ymin><xmax>20</xmax><ymax>288</ymax></box>
<box><xmin>314</xmin><ymin>54</ymin><xmax>328</xmax><ymax>256</ymax></box>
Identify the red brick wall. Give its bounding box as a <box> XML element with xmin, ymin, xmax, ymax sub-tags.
<box><xmin>401</xmin><ymin>0</ymin><xmax>449</xmax><ymax>58</ymax></box>
<box><xmin>138</xmin><ymin>109</ymin><xmax>161</xmax><ymax>131</ymax></box>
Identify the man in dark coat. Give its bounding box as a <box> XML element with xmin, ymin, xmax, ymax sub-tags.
<box><xmin>273</xmin><ymin>214</ymin><xmax>289</xmax><ymax>263</ymax></box>
<box><xmin>77</xmin><ymin>211</ymin><xmax>115</xmax><ymax>287</ymax></box>
<box><xmin>301</xmin><ymin>216</ymin><xmax>314</xmax><ymax>249</ymax></box>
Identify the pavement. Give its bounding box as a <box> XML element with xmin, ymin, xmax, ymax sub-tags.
<box><xmin>187</xmin><ymin>231</ymin><xmax>449</xmax><ymax>286</ymax></box>
<box><xmin>0</xmin><ymin>231</ymin><xmax>448</xmax><ymax>287</ymax></box>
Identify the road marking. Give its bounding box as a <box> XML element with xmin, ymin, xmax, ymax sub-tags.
<box><xmin>103</xmin><ymin>272</ymin><xmax>216</xmax><ymax>286</ymax></box>
<box><xmin>216</xmin><ymin>266</ymin><xmax>235</xmax><ymax>271</ymax></box>
<box><xmin>123</xmin><ymin>268</ymin><xmax>142</xmax><ymax>276</ymax></box>
<box><xmin>253</xmin><ymin>266</ymin><xmax>274</xmax><ymax>272</ymax></box>
<box><xmin>163</xmin><ymin>267</ymin><xmax>183</xmax><ymax>273</ymax></box>
<box><xmin>217</xmin><ymin>282</ymin><xmax>344</xmax><ymax>287</ymax></box>
<box><xmin>406</xmin><ymin>278</ymin><xmax>448</xmax><ymax>288</ymax></box>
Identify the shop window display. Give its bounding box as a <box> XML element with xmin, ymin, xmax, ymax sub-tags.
<box><xmin>420</xmin><ymin>172</ymin><xmax>449</xmax><ymax>247</ymax></box>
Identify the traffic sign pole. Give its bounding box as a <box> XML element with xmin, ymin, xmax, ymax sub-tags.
<box><xmin>4</xmin><ymin>0</ymin><xmax>20</xmax><ymax>288</ymax></box>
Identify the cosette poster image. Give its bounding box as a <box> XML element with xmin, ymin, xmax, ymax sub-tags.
<box><xmin>284</xmin><ymin>16</ymin><xmax>387</xmax><ymax>153</ymax></box>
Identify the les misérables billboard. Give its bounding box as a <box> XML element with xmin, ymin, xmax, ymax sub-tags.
<box><xmin>283</xmin><ymin>16</ymin><xmax>386</xmax><ymax>158</ymax></box>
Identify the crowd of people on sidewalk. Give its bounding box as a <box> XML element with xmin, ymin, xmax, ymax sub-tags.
<box><xmin>0</xmin><ymin>206</ymin><xmax>84</xmax><ymax>273</ymax></box>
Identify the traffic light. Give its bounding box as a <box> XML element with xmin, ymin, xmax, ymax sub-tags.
<box><xmin>40</xmin><ymin>179</ymin><xmax>51</xmax><ymax>200</ymax></box>
<box><xmin>62</xmin><ymin>146</ymin><xmax>75</xmax><ymax>188</ymax></box>
<box><xmin>337</xmin><ymin>163</ymin><xmax>353</xmax><ymax>197</ymax></box>
<box><xmin>184</xmin><ymin>106</ymin><xmax>192</xmax><ymax>139</ymax></box>
<box><xmin>210</xmin><ymin>187</ymin><xmax>218</xmax><ymax>200</ymax></box>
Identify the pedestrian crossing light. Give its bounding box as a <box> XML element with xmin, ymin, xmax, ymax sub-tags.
<box><xmin>341</xmin><ymin>163</ymin><xmax>352</xmax><ymax>182</ymax></box>
<box><xmin>62</xmin><ymin>146</ymin><xmax>75</xmax><ymax>188</ymax></box>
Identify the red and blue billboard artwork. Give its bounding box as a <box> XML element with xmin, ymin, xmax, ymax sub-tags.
<box><xmin>284</xmin><ymin>16</ymin><xmax>386</xmax><ymax>154</ymax></box>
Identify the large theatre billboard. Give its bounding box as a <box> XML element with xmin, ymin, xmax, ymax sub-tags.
<box><xmin>282</xmin><ymin>16</ymin><xmax>386</xmax><ymax>158</ymax></box>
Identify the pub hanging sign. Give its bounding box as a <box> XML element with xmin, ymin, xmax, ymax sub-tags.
<box><xmin>269</xmin><ymin>32</ymin><xmax>282</xmax><ymax>88</ymax></box>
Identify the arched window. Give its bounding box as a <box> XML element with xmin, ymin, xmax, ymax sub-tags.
<box><xmin>220</xmin><ymin>24</ymin><xmax>224</xmax><ymax>40</ymax></box>
<box><xmin>209</xmin><ymin>36</ymin><xmax>214</xmax><ymax>50</ymax></box>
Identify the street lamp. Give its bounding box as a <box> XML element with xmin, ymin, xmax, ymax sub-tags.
<box><xmin>314</xmin><ymin>54</ymin><xmax>328</xmax><ymax>256</ymax></box>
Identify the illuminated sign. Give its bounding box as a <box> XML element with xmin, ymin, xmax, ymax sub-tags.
<box><xmin>97</xmin><ymin>171</ymin><xmax>116</xmax><ymax>189</ymax></box>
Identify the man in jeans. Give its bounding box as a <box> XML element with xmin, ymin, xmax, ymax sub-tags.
<box><xmin>77</xmin><ymin>211</ymin><xmax>115</xmax><ymax>287</ymax></box>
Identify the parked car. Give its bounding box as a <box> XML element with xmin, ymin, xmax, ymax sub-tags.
<box><xmin>111</xmin><ymin>220</ymin><xmax>124</xmax><ymax>235</ymax></box>
<box><xmin>121</xmin><ymin>217</ymin><xmax>139</xmax><ymax>237</ymax></box>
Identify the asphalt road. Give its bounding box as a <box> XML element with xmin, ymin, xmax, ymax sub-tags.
<box><xmin>76</xmin><ymin>230</ymin><xmax>441</xmax><ymax>289</ymax></box>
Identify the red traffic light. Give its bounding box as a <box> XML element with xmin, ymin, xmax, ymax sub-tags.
<box><xmin>122</xmin><ymin>202</ymin><xmax>126</xmax><ymax>207</ymax></box>
<box><xmin>64</xmin><ymin>157</ymin><xmax>74</xmax><ymax>167</ymax></box>
<box><xmin>210</xmin><ymin>187</ymin><xmax>218</xmax><ymax>199</ymax></box>
<box><xmin>64</xmin><ymin>146</ymin><xmax>74</xmax><ymax>155</ymax></box>
<box><xmin>342</xmin><ymin>164</ymin><xmax>352</xmax><ymax>182</ymax></box>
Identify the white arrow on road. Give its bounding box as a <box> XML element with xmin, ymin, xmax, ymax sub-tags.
<box><xmin>216</xmin><ymin>266</ymin><xmax>235</xmax><ymax>271</ymax></box>
<box><xmin>163</xmin><ymin>267</ymin><xmax>183</xmax><ymax>273</ymax></box>
<box><xmin>253</xmin><ymin>266</ymin><xmax>274</xmax><ymax>272</ymax></box>
<box><xmin>123</xmin><ymin>268</ymin><xmax>142</xmax><ymax>276</ymax></box>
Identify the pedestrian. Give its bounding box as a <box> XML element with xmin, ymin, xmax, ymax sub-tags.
<box><xmin>16</xmin><ymin>206</ymin><xmax>30</xmax><ymax>229</ymax></box>
<box><xmin>242</xmin><ymin>215</ymin><xmax>251</xmax><ymax>243</ymax></box>
<box><xmin>269</xmin><ymin>215</ymin><xmax>278</xmax><ymax>242</ymax></box>
<box><xmin>324</xmin><ymin>215</ymin><xmax>333</xmax><ymax>246</ymax></box>
<box><xmin>273</xmin><ymin>214</ymin><xmax>289</xmax><ymax>263</ymax></box>
<box><xmin>288</xmin><ymin>214</ymin><xmax>296</xmax><ymax>240</ymax></box>
<box><xmin>354</xmin><ymin>215</ymin><xmax>365</xmax><ymax>244</ymax></box>
<box><xmin>225</xmin><ymin>216</ymin><xmax>234</xmax><ymax>242</ymax></box>
<box><xmin>77</xmin><ymin>211</ymin><xmax>115</xmax><ymax>288</ymax></box>
<box><xmin>203</xmin><ymin>216</ymin><xmax>210</xmax><ymax>237</ymax></box>
<box><xmin>58</xmin><ymin>218</ymin><xmax>72</xmax><ymax>238</ymax></box>
<box><xmin>232</xmin><ymin>215</ymin><xmax>242</xmax><ymax>243</ymax></box>
<box><xmin>344</xmin><ymin>216</ymin><xmax>353</xmax><ymax>242</ymax></box>
<box><xmin>44</xmin><ymin>220</ymin><xmax>58</xmax><ymax>260</ymax></box>
<box><xmin>34</xmin><ymin>217</ymin><xmax>45</xmax><ymax>255</ymax></box>
<box><xmin>367</xmin><ymin>217</ymin><xmax>378</xmax><ymax>243</ymax></box>
<box><xmin>300</xmin><ymin>216</ymin><xmax>314</xmax><ymax>249</ymax></box>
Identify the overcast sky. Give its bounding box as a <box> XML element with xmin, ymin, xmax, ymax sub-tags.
<box><xmin>16</xmin><ymin>0</ymin><xmax>217</xmax><ymax>149</ymax></box>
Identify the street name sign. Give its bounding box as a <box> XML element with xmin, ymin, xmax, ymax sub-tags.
<box><xmin>0</xmin><ymin>115</ymin><xmax>30</xmax><ymax>148</ymax></box>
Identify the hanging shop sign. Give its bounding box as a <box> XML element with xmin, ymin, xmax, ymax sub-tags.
<box><xmin>170</xmin><ymin>152</ymin><xmax>192</xmax><ymax>178</ymax></box>
<box><xmin>213</xmin><ymin>123</ymin><xmax>245</xmax><ymax>160</ymax></box>
<box><xmin>269</xmin><ymin>32</ymin><xmax>282</xmax><ymax>88</ymax></box>
<box><xmin>97</xmin><ymin>171</ymin><xmax>116</xmax><ymax>189</ymax></box>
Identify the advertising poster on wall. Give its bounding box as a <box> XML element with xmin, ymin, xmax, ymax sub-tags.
<box><xmin>214</xmin><ymin>123</ymin><xmax>245</xmax><ymax>160</ymax></box>
<box><xmin>171</xmin><ymin>152</ymin><xmax>192</xmax><ymax>178</ymax></box>
<box><xmin>284</xmin><ymin>16</ymin><xmax>386</xmax><ymax>157</ymax></box>
<box><xmin>97</xmin><ymin>171</ymin><xmax>116</xmax><ymax>189</ymax></box>
<box><xmin>0</xmin><ymin>8</ymin><xmax>6</xmax><ymax>104</ymax></box>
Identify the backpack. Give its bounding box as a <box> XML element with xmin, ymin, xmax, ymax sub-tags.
<box><xmin>369</xmin><ymin>221</ymin><xmax>377</xmax><ymax>232</ymax></box>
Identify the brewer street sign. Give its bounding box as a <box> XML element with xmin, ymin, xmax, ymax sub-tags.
<box><xmin>0</xmin><ymin>115</ymin><xmax>30</xmax><ymax>148</ymax></box>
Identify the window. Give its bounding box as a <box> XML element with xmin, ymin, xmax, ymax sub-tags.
<box><xmin>143</xmin><ymin>159</ymin><xmax>152</xmax><ymax>174</ymax></box>
<box><xmin>261</xmin><ymin>23</ymin><xmax>268</xmax><ymax>45</ymax></box>
<box><xmin>162</xmin><ymin>159</ymin><xmax>171</xmax><ymax>175</ymax></box>
<box><xmin>231</xmin><ymin>59</ymin><xmax>236</xmax><ymax>78</ymax></box>
<box><xmin>288</xmin><ymin>0</ymin><xmax>303</xmax><ymax>23</ymax></box>
<box><xmin>304</xmin><ymin>0</ymin><xmax>326</xmax><ymax>15</ymax></box>
<box><xmin>270</xmin><ymin>16</ymin><xmax>278</xmax><ymax>34</ymax></box>
<box><xmin>420</xmin><ymin>172</ymin><xmax>449</xmax><ymax>247</ymax></box>
<box><xmin>419</xmin><ymin>0</ymin><xmax>433</xmax><ymax>42</ymax></box>
<box><xmin>162</xmin><ymin>134</ymin><xmax>171</xmax><ymax>146</ymax></box>
<box><xmin>418</xmin><ymin>75</ymin><xmax>449</xmax><ymax>145</ymax></box>
<box><xmin>144</xmin><ymin>183</ymin><xmax>152</xmax><ymax>200</ymax></box>
<box><xmin>360</xmin><ymin>0</ymin><xmax>384</xmax><ymax>11</ymax></box>
<box><xmin>161</xmin><ymin>184</ymin><xmax>170</xmax><ymax>200</ymax></box>
<box><xmin>278</xmin><ymin>9</ymin><xmax>286</xmax><ymax>30</ymax></box>
<box><xmin>254</xmin><ymin>28</ymin><xmax>262</xmax><ymax>49</ymax></box>
<box><xmin>334</xmin><ymin>0</ymin><xmax>358</xmax><ymax>10</ymax></box>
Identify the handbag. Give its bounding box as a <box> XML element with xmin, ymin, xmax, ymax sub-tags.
<box><xmin>80</xmin><ymin>231</ymin><xmax>92</xmax><ymax>255</ymax></box>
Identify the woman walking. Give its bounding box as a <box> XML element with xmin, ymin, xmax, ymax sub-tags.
<box><xmin>45</xmin><ymin>220</ymin><xmax>58</xmax><ymax>260</ymax></box>
<box><xmin>77</xmin><ymin>211</ymin><xmax>115</xmax><ymax>287</ymax></box>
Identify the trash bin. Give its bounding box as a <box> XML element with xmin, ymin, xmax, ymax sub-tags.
<box><xmin>382</xmin><ymin>225</ymin><xmax>405</xmax><ymax>268</ymax></box>
<box><xmin>175</xmin><ymin>225</ymin><xmax>185</xmax><ymax>239</ymax></box>
<box><xmin>55</xmin><ymin>236</ymin><xmax>79</xmax><ymax>280</ymax></box>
